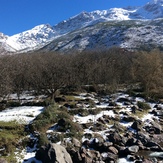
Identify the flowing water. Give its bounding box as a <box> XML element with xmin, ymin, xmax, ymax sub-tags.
<box><xmin>117</xmin><ymin>151</ymin><xmax>163</xmax><ymax>163</ymax></box>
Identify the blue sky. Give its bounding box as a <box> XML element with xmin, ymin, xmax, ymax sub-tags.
<box><xmin>1</xmin><ymin>0</ymin><xmax>150</xmax><ymax>36</ymax></box>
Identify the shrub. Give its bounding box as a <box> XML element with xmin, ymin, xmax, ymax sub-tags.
<box><xmin>6</xmin><ymin>101</ymin><xmax>21</xmax><ymax>107</ymax></box>
<box><xmin>0</xmin><ymin>121</ymin><xmax>26</xmax><ymax>161</ymax></box>
<box><xmin>30</xmin><ymin>103</ymin><xmax>76</xmax><ymax>132</ymax></box>
<box><xmin>38</xmin><ymin>133</ymin><xmax>49</xmax><ymax>148</ymax></box>
<box><xmin>137</xmin><ymin>101</ymin><xmax>151</xmax><ymax>110</ymax></box>
<box><xmin>88</xmin><ymin>108</ymin><xmax>101</xmax><ymax>115</ymax></box>
<box><xmin>48</xmin><ymin>133</ymin><xmax>64</xmax><ymax>143</ymax></box>
<box><xmin>69</xmin><ymin>108</ymin><xmax>89</xmax><ymax>116</ymax></box>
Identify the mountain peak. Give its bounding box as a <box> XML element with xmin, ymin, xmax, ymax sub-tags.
<box><xmin>150</xmin><ymin>0</ymin><xmax>163</xmax><ymax>4</ymax></box>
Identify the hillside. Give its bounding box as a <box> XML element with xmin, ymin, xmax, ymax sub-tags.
<box><xmin>39</xmin><ymin>19</ymin><xmax>163</xmax><ymax>53</ymax></box>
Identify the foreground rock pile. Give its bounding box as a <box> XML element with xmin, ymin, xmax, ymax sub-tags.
<box><xmin>33</xmin><ymin>92</ymin><xmax>163</xmax><ymax>163</ymax></box>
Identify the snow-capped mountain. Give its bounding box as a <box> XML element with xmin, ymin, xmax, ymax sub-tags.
<box><xmin>4</xmin><ymin>24</ymin><xmax>57</xmax><ymax>52</ymax></box>
<box><xmin>1</xmin><ymin>0</ymin><xmax>163</xmax><ymax>54</ymax></box>
<box><xmin>38</xmin><ymin>19</ymin><xmax>163</xmax><ymax>53</ymax></box>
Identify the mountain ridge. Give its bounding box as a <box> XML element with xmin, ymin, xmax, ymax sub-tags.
<box><xmin>1</xmin><ymin>0</ymin><xmax>163</xmax><ymax>54</ymax></box>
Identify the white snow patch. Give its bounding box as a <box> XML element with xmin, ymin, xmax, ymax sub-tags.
<box><xmin>142</xmin><ymin>113</ymin><xmax>154</xmax><ymax>122</ymax></box>
<box><xmin>16</xmin><ymin>149</ymin><xmax>42</xmax><ymax>163</ymax></box>
<box><xmin>117</xmin><ymin>158</ymin><xmax>134</xmax><ymax>163</ymax></box>
<box><xmin>120</xmin><ymin>121</ymin><xmax>133</xmax><ymax>127</ymax></box>
<box><xmin>74</xmin><ymin>110</ymin><xmax>115</xmax><ymax>124</ymax></box>
<box><xmin>0</xmin><ymin>106</ymin><xmax>44</xmax><ymax>124</ymax></box>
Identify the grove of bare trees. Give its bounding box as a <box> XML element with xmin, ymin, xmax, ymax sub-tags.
<box><xmin>0</xmin><ymin>48</ymin><xmax>163</xmax><ymax>100</ymax></box>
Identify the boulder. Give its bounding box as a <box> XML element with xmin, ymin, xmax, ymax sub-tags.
<box><xmin>103</xmin><ymin>142</ymin><xmax>113</xmax><ymax>148</ymax></box>
<box><xmin>131</xmin><ymin>120</ymin><xmax>142</xmax><ymax>131</ymax></box>
<box><xmin>108</xmin><ymin>146</ymin><xmax>118</xmax><ymax>155</ymax></box>
<box><xmin>91</xmin><ymin>136</ymin><xmax>105</xmax><ymax>151</ymax></box>
<box><xmin>125</xmin><ymin>137</ymin><xmax>137</xmax><ymax>146</ymax></box>
<box><xmin>72</xmin><ymin>138</ymin><xmax>81</xmax><ymax>148</ymax></box>
<box><xmin>115</xmin><ymin>145</ymin><xmax>127</xmax><ymax>157</ymax></box>
<box><xmin>107</xmin><ymin>132</ymin><xmax>122</xmax><ymax>145</ymax></box>
<box><xmin>151</xmin><ymin>134</ymin><xmax>163</xmax><ymax>148</ymax></box>
<box><xmin>146</xmin><ymin>141</ymin><xmax>163</xmax><ymax>151</ymax></box>
<box><xmin>151</xmin><ymin>121</ymin><xmax>162</xmax><ymax>134</ymax></box>
<box><xmin>80</xmin><ymin>148</ymin><xmax>103</xmax><ymax>163</ymax></box>
<box><xmin>136</xmin><ymin>131</ymin><xmax>150</xmax><ymax>144</ymax></box>
<box><xmin>127</xmin><ymin>145</ymin><xmax>139</xmax><ymax>154</ymax></box>
<box><xmin>35</xmin><ymin>143</ymin><xmax>72</xmax><ymax>163</ymax></box>
<box><xmin>135</xmin><ymin>139</ymin><xmax>145</xmax><ymax>150</ymax></box>
<box><xmin>102</xmin><ymin>152</ymin><xmax>118</xmax><ymax>161</ymax></box>
<box><xmin>122</xmin><ymin>116</ymin><xmax>136</xmax><ymax>122</ymax></box>
<box><xmin>69</xmin><ymin>150</ymin><xmax>82</xmax><ymax>163</ymax></box>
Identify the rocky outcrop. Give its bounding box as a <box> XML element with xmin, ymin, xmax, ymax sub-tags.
<box><xmin>35</xmin><ymin>143</ymin><xmax>72</xmax><ymax>163</ymax></box>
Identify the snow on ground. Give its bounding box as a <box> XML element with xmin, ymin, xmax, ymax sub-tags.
<box><xmin>96</xmin><ymin>103</ymin><xmax>109</xmax><ymax>108</ymax></box>
<box><xmin>73</xmin><ymin>110</ymin><xmax>115</xmax><ymax>124</ymax></box>
<box><xmin>142</xmin><ymin>113</ymin><xmax>154</xmax><ymax>122</ymax></box>
<box><xmin>20</xmin><ymin>153</ymin><xmax>42</xmax><ymax>163</ymax></box>
<box><xmin>0</xmin><ymin>106</ymin><xmax>44</xmax><ymax>124</ymax></box>
<box><xmin>0</xmin><ymin>105</ymin><xmax>44</xmax><ymax>162</ymax></box>
<box><xmin>117</xmin><ymin>158</ymin><xmax>134</xmax><ymax>163</ymax></box>
<box><xmin>16</xmin><ymin>150</ymin><xmax>41</xmax><ymax>163</ymax></box>
<box><xmin>5</xmin><ymin>92</ymin><xmax>47</xmax><ymax>104</ymax></box>
<box><xmin>1</xmin><ymin>91</ymin><xmax>161</xmax><ymax>162</ymax></box>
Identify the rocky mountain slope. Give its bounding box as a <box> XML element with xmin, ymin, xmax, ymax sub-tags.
<box><xmin>0</xmin><ymin>0</ymin><xmax>163</xmax><ymax>54</ymax></box>
<box><xmin>39</xmin><ymin>19</ymin><xmax>163</xmax><ymax>53</ymax></box>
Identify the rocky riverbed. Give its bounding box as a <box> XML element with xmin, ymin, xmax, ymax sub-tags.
<box><xmin>23</xmin><ymin>90</ymin><xmax>163</xmax><ymax>163</ymax></box>
<box><xmin>1</xmin><ymin>89</ymin><xmax>163</xmax><ymax>163</ymax></box>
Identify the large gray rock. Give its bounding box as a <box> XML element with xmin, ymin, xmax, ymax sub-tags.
<box><xmin>35</xmin><ymin>143</ymin><xmax>72</xmax><ymax>163</ymax></box>
<box><xmin>79</xmin><ymin>148</ymin><xmax>103</xmax><ymax>163</ymax></box>
<box><xmin>127</xmin><ymin>145</ymin><xmax>139</xmax><ymax>154</ymax></box>
<box><xmin>108</xmin><ymin>146</ymin><xmax>119</xmax><ymax>155</ymax></box>
<box><xmin>151</xmin><ymin>121</ymin><xmax>162</xmax><ymax>134</ymax></box>
<box><xmin>102</xmin><ymin>152</ymin><xmax>118</xmax><ymax>161</ymax></box>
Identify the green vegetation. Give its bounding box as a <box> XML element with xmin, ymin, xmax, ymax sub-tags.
<box><xmin>0</xmin><ymin>121</ymin><xmax>26</xmax><ymax>162</ymax></box>
<box><xmin>37</xmin><ymin>133</ymin><xmax>49</xmax><ymax>148</ymax></box>
<box><xmin>137</xmin><ymin>101</ymin><xmax>151</xmax><ymax>110</ymax></box>
<box><xmin>130</xmin><ymin>101</ymin><xmax>151</xmax><ymax>119</ymax></box>
<box><xmin>30</xmin><ymin>103</ymin><xmax>83</xmax><ymax>140</ymax></box>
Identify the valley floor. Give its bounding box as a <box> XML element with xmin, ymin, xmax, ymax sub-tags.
<box><xmin>0</xmin><ymin>89</ymin><xmax>163</xmax><ymax>163</ymax></box>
